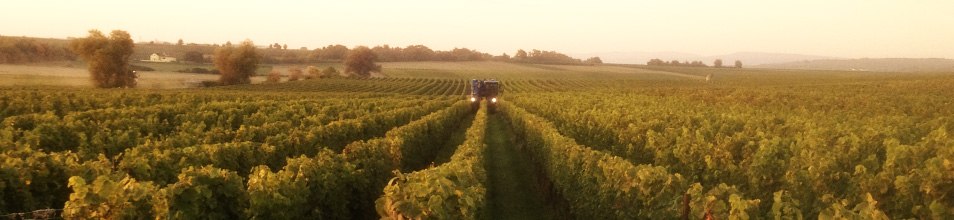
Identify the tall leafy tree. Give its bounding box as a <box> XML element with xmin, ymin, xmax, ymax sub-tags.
<box><xmin>584</xmin><ymin>57</ymin><xmax>603</xmax><ymax>64</ymax></box>
<box><xmin>344</xmin><ymin>46</ymin><xmax>381</xmax><ymax>77</ymax></box>
<box><xmin>70</xmin><ymin>29</ymin><xmax>137</xmax><ymax>88</ymax></box>
<box><xmin>215</xmin><ymin>40</ymin><xmax>260</xmax><ymax>85</ymax></box>
<box><xmin>514</xmin><ymin>49</ymin><xmax>528</xmax><ymax>61</ymax></box>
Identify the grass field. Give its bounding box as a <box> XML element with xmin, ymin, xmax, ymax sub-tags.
<box><xmin>1</xmin><ymin>61</ymin><xmax>952</xmax><ymax>219</ymax></box>
<box><xmin>0</xmin><ymin>62</ymin><xmax>270</xmax><ymax>88</ymax></box>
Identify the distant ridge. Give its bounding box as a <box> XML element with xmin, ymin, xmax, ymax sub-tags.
<box><xmin>755</xmin><ymin>58</ymin><xmax>954</xmax><ymax>72</ymax></box>
<box><xmin>574</xmin><ymin>51</ymin><xmax>834</xmax><ymax>66</ymax></box>
<box><xmin>703</xmin><ymin>52</ymin><xmax>836</xmax><ymax>66</ymax></box>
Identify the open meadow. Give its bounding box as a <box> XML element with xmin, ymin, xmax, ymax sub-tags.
<box><xmin>1</xmin><ymin>61</ymin><xmax>952</xmax><ymax>219</ymax></box>
<box><xmin>0</xmin><ymin>62</ymin><xmax>271</xmax><ymax>89</ymax></box>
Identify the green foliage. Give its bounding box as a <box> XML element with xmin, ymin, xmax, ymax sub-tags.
<box><xmin>161</xmin><ymin>166</ymin><xmax>248</xmax><ymax>220</ymax></box>
<box><xmin>2</xmin><ymin>65</ymin><xmax>952</xmax><ymax>219</ymax></box>
<box><xmin>500</xmin><ymin>102</ymin><xmax>688</xmax><ymax>219</ymax></box>
<box><xmin>377</xmin><ymin>102</ymin><xmax>489</xmax><ymax>219</ymax></box>
<box><xmin>247</xmin><ymin>150</ymin><xmax>356</xmax><ymax>219</ymax></box>
<box><xmin>771</xmin><ymin>190</ymin><xmax>804</xmax><ymax>220</ymax></box>
<box><xmin>62</xmin><ymin>174</ymin><xmax>159</xmax><ymax>219</ymax></box>
<box><xmin>506</xmin><ymin>77</ymin><xmax>954</xmax><ymax>218</ymax></box>
<box><xmin>684</xmin><ymin>183</ymin><xmax>760</xmax><ymax>219</ymax></box>
<box><xmin>817</xmin><ymin>194</ymin><xmax>889</xmax><ymax>220</ymax></box>
<box><xmin>340</xmin><ymin>101</ymin><xmax>471</xmax><ymax>218</ymax></box>
<box><xmin>0</xmin><ymin>150</ymin><xmax>111</xmax><ymax>214</ymax></box>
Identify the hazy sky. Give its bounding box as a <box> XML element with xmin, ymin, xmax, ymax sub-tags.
<box><xmin>2</xmin><ymin>0</ymin><xmax>953</xmax><ymax>58</ymax></box>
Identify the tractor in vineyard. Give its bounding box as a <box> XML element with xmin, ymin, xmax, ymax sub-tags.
<box><xmin>469</xmin><ymin>79</ymin><xmax>500</xmax><ymax>113</ymax></box>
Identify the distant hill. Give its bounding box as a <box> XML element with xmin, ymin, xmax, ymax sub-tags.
<box><xmin>575</xmin><ymin>51</ymin><xmax>833</xmax><ymax>66</ymax></box>
<box><xmin>703</xmin><ymin>52</ymin><xmax>835</xmax><ymax>66</ymax></box>
<box><xmin>570</xmin><ymin>51</ymin><xmax>703</xmax><ymax>65</ymax></box>
<box><xmin>755</xmin><ymin>58</ymin><xmax>954</xmax><ymax>72</ymax></box>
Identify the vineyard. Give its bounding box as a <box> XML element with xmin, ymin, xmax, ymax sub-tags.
<box><xmin>1</xmin><ymin>64</ymin><xmax>953</xmax><ymax>219</ymax></box>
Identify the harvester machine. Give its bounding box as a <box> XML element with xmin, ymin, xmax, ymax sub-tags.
<box><xmin>469</xmin><ymin>79</ymin><xmax>500</xmax><ymax>113</ymax></box>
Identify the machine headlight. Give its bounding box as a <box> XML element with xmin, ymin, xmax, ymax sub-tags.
<box><xmin>470</xmin><ymin>97</ymin><xmax>477</xmax><ymax>102</ymax></box>
<box><xmin>491</xmin><ymin>98</ymin><xmax>497</xmax><ymax>103</ymax></box>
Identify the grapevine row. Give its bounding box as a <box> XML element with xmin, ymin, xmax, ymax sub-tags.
<box><xmin>508</xmin><ymin>82</ymin><xmax>954</xmax><ymax>218</ymax></box>
<box><xmin>55</xmin><ymin>100</ymin><xmax>473</xmax><ymax>219</ymax></box>
<box><xmin>498</xmin><ymin>101</ymin><xmax>692</xmax><ymax>219</ymax></box>
<box><xmin>377</xmin><ymin>102</ymin><xmax>489</xmax><ymax>219</ymax></box>
<box><xmin>117</xmin><ymin>99</ymin><xmax>453</xmax><ymax>184</ymax></box>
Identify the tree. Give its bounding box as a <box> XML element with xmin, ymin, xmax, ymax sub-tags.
<box><xmin>714</xmin><ymin>59</ymin><xmax>723</xmax><ymax>68</ymax></box>
<box><xmin>177</xmin><ymin>39</ymin><xmax>184</xmax><ymax>46</ymax></box>
<box><xmin>183</xmin><ymin>51</ymin><xmax>204</xmax><ymax>63</ymax></box>
<box><xmin>493</xmin><ymin>53</ymin><xmax>511</xmax><ymax>62</ymax></box>
<box><xmin>321</xmin><ymin>66</ymin><xmax>339</xmax><ymax>78</ymax></box>
<box><xmin>283</xmin><ymin>44</ymin><xmax>288</xmax><ymax>50</ymax></box>
<box><xmin>344</xmin><ymin>46</ymin><xmax>381</xmax><ymax>77</ymax></box>
<box><xmin>288</xmin><ymin>67</ymin><xmax>303</xmax><ymax>81</ymax></box>
<box><xmin>314</xmin><ymin>44</ymin><xmax>350</xmax><ymax>61</ymax></box>
<box><xmin>215</xmin><ymin>40</ymin><xmax>260</xmax><ymax>85</ymax></box>
<box><xmin>266</xmin><ymin>70</ymin><xmax>281</xmax><ymax>83</ymax></box>
<box><xmin>647</xmin><ymin>59</ymin><xmax>666</xmax><ymax>66</ymax></box>
<box><xmin>0</xmin><ymin>36</ymin><xmax>76</xmax><ymax>63</ymax></box>
<box><xmin>584</xmin><ymin>57</ymin><xmax>603</xmax><ymax>64</ymax></box>
<box><xmin>305</xmin><ymin>66</ymin><xmax>320</xmax><ymax>79</ymax></box>
<box><xmin>403</xmin><ymin>45</ymin><xmax>434</xmax><ymax>61</ymax></box>
<box><xmin>372</xmin><ymin>45</ymin><xmax>402</xmax><ymax>61</ymax></box>
<box><xmin>514</xmin><ymin>49</ymin><xmax>528</xmax><ymax>61</ymax></box>
<box><xmin>734</xmin><ymin>60</ymin><xmax>743</xmax><ymax>68</ymax></box>
<box><xmin>70</xmin><ymin>29</ymin><xmax>137</xmax><ymax>88</ymax></box>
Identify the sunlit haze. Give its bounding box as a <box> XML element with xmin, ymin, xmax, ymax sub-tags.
<box><xmin>2</xmin><ymin>0</ymin><xmax>953</xmax><ymax>59</ymax></box>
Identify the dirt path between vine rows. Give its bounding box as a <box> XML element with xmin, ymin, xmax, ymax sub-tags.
<box><xmin>485</xmin><ymin>114</ymin><xmax>557</xmax><ymax>220</ymax></box>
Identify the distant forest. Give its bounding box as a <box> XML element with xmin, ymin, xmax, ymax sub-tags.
<box><xmin>0</xmin><ymin>36</ymin><xmax>76</xmax><ymax>63</ymax></box>
<box><xmin>0</xmin><ymin>36</ymin><xmax>599</xmax><ymax>65</ymax></box>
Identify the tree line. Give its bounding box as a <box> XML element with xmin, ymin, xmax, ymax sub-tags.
<box><xmin>647</xmin><ymin>58</ymin><xmax>743</xmax><ymax>68</ymax></box>
<box><xmin>0</xmin><ymin>36</ymin><xmax>76</xmax><ymax>63</ymax></box>
<box><xmin>34</xmin><ymin>30</ymin><xmax>606</xmax><ymax>88</ymax></box>
<box><xmin>69</xmin><ymin>29</ymin><xmax>386</xmax><ymax>88</ymax></box>
<box><xmin>510</xmin><ymin>49</ymin><xmax>602</xmax><ymax>65</ymax></box>
<box><xmin>259</xmin><ymin>44</ymin><xmax>599</xmax><ymax>65</ymax></box>
<box><xmin>4</xmin><ymin>35</ymin><xmax>601</xmax><ymax>66</ymax></box>
<box><xmin>4</xmin><ymin>36</ymin><xmax>598</xmax><ymax>66</ymax></box>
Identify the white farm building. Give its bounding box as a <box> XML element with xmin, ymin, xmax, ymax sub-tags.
<box><xmin>148</xmin><ymin>53</ymin><xmax>177</xmax><ymax>62</ymax></box>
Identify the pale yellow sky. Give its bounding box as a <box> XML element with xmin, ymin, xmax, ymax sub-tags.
<box><xmin>2</xmin><ymin>0</ymin><xmax>953</xmax><ymax>58</ymax></box>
